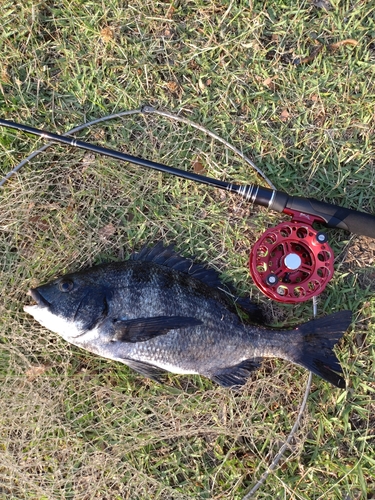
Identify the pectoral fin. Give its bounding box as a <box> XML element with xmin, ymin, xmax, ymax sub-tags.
<box><xmin>112</xmin><ymin>316</ymin><xmax>203</xmax><ymax>343</ymax></box>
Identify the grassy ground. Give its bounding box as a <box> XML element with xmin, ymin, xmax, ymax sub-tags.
<box><xmin>1</xmin><ymin>1</ymin><xmax>375</xmax><ymax>498</ymax></box>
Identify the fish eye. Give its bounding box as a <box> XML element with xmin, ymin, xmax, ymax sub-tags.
<box><xmin>58</xmin><ymin>279</ymin><xmax>74</xmax><ymax>292</ymax></box>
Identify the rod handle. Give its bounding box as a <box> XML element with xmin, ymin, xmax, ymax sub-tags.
<box><xmin>282</xmin><ymin>195</ymin><xmax>375</xmax><ymax>238</ymax></box>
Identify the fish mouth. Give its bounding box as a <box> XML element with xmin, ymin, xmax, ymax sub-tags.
<box><xmin>27</xmin><ymin>288</ymin><xmax>51</xmax><ymax>308</ymax></box>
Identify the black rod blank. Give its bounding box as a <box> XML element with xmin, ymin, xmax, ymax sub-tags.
<box><xmin>1</xmin><ymin>118</ymin><xmax>375</xmax><ymax>238</ymax></box>
<box><xmin>0</xmin><ymin>119</ymin><xmax>252</xmax><ymax>194</ymax></box>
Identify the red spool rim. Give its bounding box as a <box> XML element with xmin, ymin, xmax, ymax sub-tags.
<box><xmin>249</xmin><ymin>221</ymin><xmax>334</xmax><ymax>303</ymax></box>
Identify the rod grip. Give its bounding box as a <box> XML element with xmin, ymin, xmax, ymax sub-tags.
<box><xmin>284</xmin><ymin>195</ymin><xmax>375</xmax><ymax>238</ymax></box>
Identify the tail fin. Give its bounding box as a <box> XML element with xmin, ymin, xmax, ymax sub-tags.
<box><xmin>291</xmin><ymin>310</ymin><xmax>352</xmax><ymax>388</ymax></box>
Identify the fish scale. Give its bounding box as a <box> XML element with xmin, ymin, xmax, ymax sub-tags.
<box><xmin>24</xmin><ymin>242</ymin><xmax>352</xmax><ymax>389</ymax></box>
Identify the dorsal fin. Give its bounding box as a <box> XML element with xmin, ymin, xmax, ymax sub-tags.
<box><xmin>130</xmin><ymin>242</ymin><xmax>226</xmax><ymax>289</ymax></box>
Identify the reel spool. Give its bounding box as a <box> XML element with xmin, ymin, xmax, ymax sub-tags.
<box><xmin>249</xmin><ymin>219</ymin><xmax>334</xmax><ymax>303</ymax></box>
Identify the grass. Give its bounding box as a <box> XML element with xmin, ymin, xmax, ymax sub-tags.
<box><xmin>1</xmin><ymin>0</ymin><xmax>375</xmax><ymax>498</ymax></box>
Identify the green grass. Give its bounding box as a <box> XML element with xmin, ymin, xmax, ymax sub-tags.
<box><xmin>1</xmin><ymin>0</ymin><xmax>375</xmax><ymax>498</ymax></box>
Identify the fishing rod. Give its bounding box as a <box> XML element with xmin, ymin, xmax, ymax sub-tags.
<box><xmin>1</xmin><ymin>118</ymin><xmax>374</xmax><ymax>303</ymax></box>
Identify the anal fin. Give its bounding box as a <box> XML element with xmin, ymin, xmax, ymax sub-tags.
<box><xmin>210</xmin><ymin>358</ymin><xmax>262</xmax><ymax>388</ymax></box>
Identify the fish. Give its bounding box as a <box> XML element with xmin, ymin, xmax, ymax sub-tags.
<box><xmin>24</xmin><ymin>242</ymin><xmax>352</xmax><ymax>389</ymax></box>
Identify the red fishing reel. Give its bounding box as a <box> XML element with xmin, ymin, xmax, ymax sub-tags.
<box><xmin>249</xmin><ymin>214</ymin><xmax>334</xmax><ymax>303</ymax></box>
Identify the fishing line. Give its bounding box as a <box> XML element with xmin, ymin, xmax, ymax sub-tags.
<box><xmin>243</xmin><ymin>372</ymin><xmax>313</xmax><ymax>498</ymax></box>
<box><xmin>242</xmin><ymin>297</ymin><xmax>317</xmax><ymax>499</ymax></box>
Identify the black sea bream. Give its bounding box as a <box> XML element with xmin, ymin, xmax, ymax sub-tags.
<box><xmin>24</xmin><ymin>243</ymin><xmax>351</xmax><ymax>388</ymax></box>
